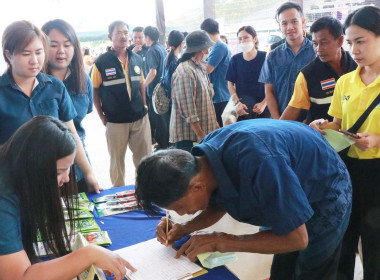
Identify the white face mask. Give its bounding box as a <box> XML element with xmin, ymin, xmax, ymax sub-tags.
<box><xmin>240</xmin><ymin>42</ymin><xmax>254</xmax><ymax>53</ymax></box>
<box><xmin>202</xmin><ymin>50</ymin><xmax>209</xmax><ymax>61</ymax></box>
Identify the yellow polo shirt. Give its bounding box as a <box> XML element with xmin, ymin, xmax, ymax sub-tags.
<box><xmin>289</xmin><ymin>72</ymin><xmax>310</xmax><ymax>109</ymax></box>
<box><xmin>328</xmin><ymin>66</ymin><xmax>380</xmax><ymax>159</ymax></box>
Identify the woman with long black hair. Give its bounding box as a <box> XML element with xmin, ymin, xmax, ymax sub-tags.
<box><xmin>159</xmin><ymin>30</ymin><xmax>185</xmax><ymax>149</ymax></box>
<box><xmin>42</xmin><ymin>19</ymin><xmax>95</xmax><ymax>192</ymax></box>
<box><xmin>0</xmin><ymin>116</ymin><xmax>135</xmax><ymax>280</ymax></box>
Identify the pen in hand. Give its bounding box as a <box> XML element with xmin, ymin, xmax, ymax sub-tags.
<box><xmin>166</xmin><ymin>210</ymin><xmax>169</xmax><ymax>247</ymax></box>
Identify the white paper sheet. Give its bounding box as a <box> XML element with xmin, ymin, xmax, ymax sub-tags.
<box><xmin>114</xmin><ymin>238</ymin><xmax>203</xmax><ymax>280</ymax></box>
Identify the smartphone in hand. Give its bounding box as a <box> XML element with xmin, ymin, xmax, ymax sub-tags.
<box><xmin>339</xmin><ymin>129</ymin><xmax>361</xmax><ymax>139</ymax></box>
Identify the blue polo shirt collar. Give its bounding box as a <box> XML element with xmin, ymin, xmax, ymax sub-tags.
<box><xmin>282</xmin><ymin>36</ymin><xmax>310</xmax><ymax>54</ymax></box>
<box><xmin>192</xmin><ymin>144</ymin><xmax>239</xmax><ymax>199</ymax></box>
<box><xmin>0</xmin><ymin>71</ymin><xmax>52</xmax><ymax>90</ymax></box>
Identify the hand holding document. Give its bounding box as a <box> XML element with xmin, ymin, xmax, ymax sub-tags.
<box><xmin>323</xmin><ymin>129</ymin><xmax>356</xmax><ymax>152</ymax></box>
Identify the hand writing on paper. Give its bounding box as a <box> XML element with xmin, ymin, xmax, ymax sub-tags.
<box><xmin>156</xmin><ymin>217</ymin><xmax>187</xmax><ymax>246</ymax></box>
<box><xmin>354</xmin><ymin>132</ymin><xmax>380</xmax><ymax>150</ymax></box>
<box><xmin>91</xmin><ymin>245</ymin><xmax>136</xmax><ymax>280</ymax></box>
<box><xmin>175</xmin><ymin>232</ymin><xmax>230</xmax><ymax>262</ymax></box>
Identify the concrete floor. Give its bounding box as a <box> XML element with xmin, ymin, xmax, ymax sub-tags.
<box><xmin>83</xmin><ymin>111</ymin><xmax>363</xmax><ymax>280</ymax></box>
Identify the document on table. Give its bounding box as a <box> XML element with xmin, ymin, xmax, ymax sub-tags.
<box><xmin>114</xmin><ymin>238</ymin><xmax>206</xmax><ymax>280</ymax></box>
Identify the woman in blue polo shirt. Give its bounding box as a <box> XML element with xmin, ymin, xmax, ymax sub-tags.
<box><xmin>42</xmin><ymin>19</ymin><xmax>94</xmax><ymax>193</ymax></box>
<box><xmin>0</xmin><ymin>20</ymin><xmax>100</xmax><ymax>193</ymax></box>
<box><xmin>0</xmin><ymin>116</ymin><xmax>135</xmax><ymax>280</ymax></box>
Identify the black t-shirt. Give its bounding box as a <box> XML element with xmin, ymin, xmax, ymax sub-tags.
<box><xmin>226</xmin><ymin>51</ymin><xmax>267</xmax><ymax>111</ymax></box>
<box><xmin>145</xmin><ymin>42</ymin><xmax>167</xmax><ymax>96</ymax></box>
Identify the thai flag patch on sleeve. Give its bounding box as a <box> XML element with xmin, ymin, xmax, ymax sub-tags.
<box><xmin>320</xmin><ymin>78</ymin><xmax>336</xmax><ymax>91</ymax></box>
<box><xmin>105</xmin><ymin>68</ymin><xmax>116</xmax><ymax>76</ymax></box>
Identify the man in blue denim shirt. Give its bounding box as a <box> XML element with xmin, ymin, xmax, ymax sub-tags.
<box><xmin>259</xmin><ymin>2</ymin><xmax>315</xmax><ymax>120</ymax></box>
<box><xmin>136</xmin><ymin>119</ymin><xmax>352</xmax><ymax>280</ymax></box>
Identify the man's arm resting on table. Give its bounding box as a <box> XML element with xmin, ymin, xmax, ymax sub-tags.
<box><xmin>265</xmin><ymin>83</ymin><xmax>280</xmax><ymax>119</ymax></box>
<box><xmin>220</xmin><ymin>224</ymin><xmax>308</xmax><ymax>254</ymax></box>
<box><xmin>177</xmin><ymin>224</ymin><xmax>308</xmax><ymax>261</ymax></box>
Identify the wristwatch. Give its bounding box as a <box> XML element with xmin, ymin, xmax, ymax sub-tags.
<box><xmin>144</xmin><ymin>105</ymin><xmax>148</xmax><ymax>110</ymax></box>
<box><xmin>233</xmin><ymin>99</ymin><xmax>240</xmax><ymax>106</ymax></box>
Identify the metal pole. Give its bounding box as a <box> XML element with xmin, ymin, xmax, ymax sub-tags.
<box><xmin>155</xmin><ymin>0</ymin><xmax>166</xmax><ymax>45</ymax></box>
<box><xmin>203</xmin><ymin>0</ymin><xmax>216</xmax><ymax>19</ymax></box>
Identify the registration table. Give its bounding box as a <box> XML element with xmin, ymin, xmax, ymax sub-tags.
<box><xmin>87</xmin><ymin>185</ymin><xmax>239</xmax><ymax>280</ymax></box>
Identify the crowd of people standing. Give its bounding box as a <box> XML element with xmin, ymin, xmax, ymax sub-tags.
<box><xmin>0</xmin><ymin>2</ymin><xmax>380</xmax><ymax>280</ymax></box>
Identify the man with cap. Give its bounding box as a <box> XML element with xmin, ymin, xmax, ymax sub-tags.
<box><xmin>169</xmin><ymin>30</ymin><xmax>219</xmax><ymax>152</ymax></box>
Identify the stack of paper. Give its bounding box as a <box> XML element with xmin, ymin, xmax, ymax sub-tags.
<box><xmin>114</xmin><ymin>238</ymin><xmax>207</xmax><ymax>280</ymax></box>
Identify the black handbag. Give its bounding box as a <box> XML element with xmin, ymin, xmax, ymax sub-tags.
<box><xmin>339</xmin><ymin>93</ymin><xmax>380</xmax><ymax>160</ymax></box>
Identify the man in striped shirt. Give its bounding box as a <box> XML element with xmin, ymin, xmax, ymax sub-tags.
<box><xmin>170</xmin><ymin>31</ymin><xmax>219</xmax><ymax>152</ymax></box>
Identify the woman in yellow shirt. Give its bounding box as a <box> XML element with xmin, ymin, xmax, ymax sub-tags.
<box><xmin>310</xmin><ymin>6</ymin><xmax>380</xmax><ymax>280</ymax></box>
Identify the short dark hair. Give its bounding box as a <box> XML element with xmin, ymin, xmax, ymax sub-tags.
<box><xmin>275</xmin><ymin>2</ymin><xmax>303</xmax><ymax>22</ymax></box>
<box><xmin>200</xmin><ymin>18</ymin><xmax>219</xmax><ymax>35</ymax></box>
<box><xmin>108</xmin><ymin>20</ymin><xmax>129</xmax><ymax>35</ymax></box>
<box><xmin>344</xmin><ymin>6</ymin><xmax>380</xmax><ymax>36</ymax></box>
<box><xmin>135</xmin><ymin>149</ymin><xmax>199</xmax><ymax>215</ymax></box>
<box><xmin>2</xmin><ymin>20</ymin><xmax>48</xmax><ymax>71</ymax></box>
<box><xmin>133</xmin><ymin>26</ymin><xmax>144</xmax><ymax>33</ymax></box>
<box><xmin>237</xmin><ymin>25</ymin><xmax>259</xmax><ymax>50</ymax></box>
<box><xmin>0</xmin><ymin>116</ymin><xmax>77</xmax><ymax>262</ymax></box>
<box><xmin>144</xmin><ymin>26</ymin><xmax>160</xmax><ymax>42</ymax></box>
<box><xmin>310</xmin><ymin>16</ymin><xmax>343</xmax><ymax>39</ymax></box>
